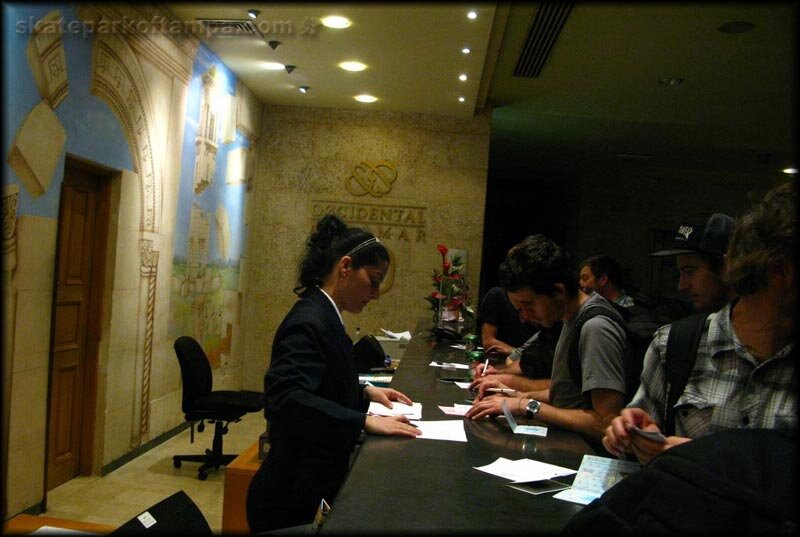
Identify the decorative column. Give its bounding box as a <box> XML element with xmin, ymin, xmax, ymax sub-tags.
<box><xmin>130</xmin><ymin>238</ymin><xmax>158</xmax><ymax>448</ymax></box>
<box><xmin>2</xmin><ymin>184</ymin><xmax>19</xmax><ymax>519</ymax></box>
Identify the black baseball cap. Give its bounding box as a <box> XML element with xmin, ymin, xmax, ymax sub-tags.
<box><xmin>650</xmin><ymin>213</ymin><xmax>735</xmax><ymax>257</ymax></box>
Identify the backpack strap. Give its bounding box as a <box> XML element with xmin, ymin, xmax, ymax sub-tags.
<box><xmin>663</xmin><ymin>312</ymin><xmax>709</xmax><ymax>436</ymax></box>
<box><xmin>567</xmin><ymin>299</ymin><xmax>628</xmax><ymax>401</ymax></box>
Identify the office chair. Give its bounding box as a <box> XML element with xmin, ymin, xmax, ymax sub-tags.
<box><xmin>172</xmin><ymin>336</ymin><xmax>264</xmax><ymax>480</ymax></box>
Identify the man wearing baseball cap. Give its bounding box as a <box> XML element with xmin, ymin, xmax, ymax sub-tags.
<box><xmin>651</xmin><ymin>213</ymin><xmax>735</xmax><ymax>313</ymax></box>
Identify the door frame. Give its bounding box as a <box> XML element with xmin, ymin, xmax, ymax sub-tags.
<box><xmin>44</xmin><ymin>154</ymin><xmax>114</xmax><ymax>493</ymax></box>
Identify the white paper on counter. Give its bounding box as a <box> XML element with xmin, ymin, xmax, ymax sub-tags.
<box><xmin>380</xmin><ymin>328</ymin><xmax>412</xmax><ymax>341</ymax></box>
<box><xmin>429</xmin><ymin>361</ymin><xmax>470</xmax><ymax>369</ymax></box>
<box><xmin>409</xmin><ymin>420</ymin><xmax>468</xmax><ymax>442</ymax></box>
<box><xmin>438</xmin><ymin>403</ymin><xmax>472</xmax><ymax>416</ymax></box>
<box><xmin>368</xmin><ymin>401</ymin><xmax>422</xmax><ymax>420</ymax></box>
<box><xmin>474</xmin><ymin>457</ymin><xmax>577</xmax><ymax>483</ymax></box>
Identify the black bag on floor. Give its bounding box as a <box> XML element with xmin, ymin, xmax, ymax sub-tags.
<box><xmin>564</xmin><ymin>428</ymin><xmax>797</xmax><ymax>534</ymax></box>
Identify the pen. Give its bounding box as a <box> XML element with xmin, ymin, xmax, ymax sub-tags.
<box><xmin>482</xmin><ymin>357</ymin><xmax>489</xmax><ymax>377</ymax></box>
<box><xmin>486</xmin><ymin>388</ymin><xmax>517</xmax><ymax>394</ymax></box>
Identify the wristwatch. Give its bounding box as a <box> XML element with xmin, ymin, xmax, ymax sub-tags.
<box><xmin>525</xmin><ymin>399</ymin><xmax>541</xmax><ymax>419</ymax></box>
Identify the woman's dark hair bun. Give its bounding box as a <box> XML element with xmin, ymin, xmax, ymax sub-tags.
<box><xmin>311</xmin><ymin>214</ymin><xmax>348</xmax><ymax>248</ymax></box>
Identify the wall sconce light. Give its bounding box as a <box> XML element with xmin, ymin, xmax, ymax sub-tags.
<box><xmin>268</xmin><ymin>40</ymin><xmax>280</xmax><ymax>50</ymax></box>
<box><xmin>248</xmin><ymin>9</ymin><xmax>260</xmax><ymax>19</ymax></box>
<box><xmin>299</xmin><ymin>86</ymin><xmax>310</xmax><ymax>93</ymax></box>
<box><xmin>285</xmin><ymin>65</ymin><xmax>296</xmax><ymax>74</ymax></box>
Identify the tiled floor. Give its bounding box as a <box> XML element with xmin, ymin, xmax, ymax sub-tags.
<box><xmin>37</xmin><ymin>411</ymin><xmax>266</xmax><ymax>533</ymax></box>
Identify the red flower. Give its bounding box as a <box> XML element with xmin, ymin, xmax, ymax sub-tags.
<box><xmin>443</xmin><ymin>261</ymin><xmax>451</xmax><ymax>273</ymax></box>
<box><xmin>437</xmin><ymin>244</ymin><xmax>448</xmax><ymax>257</ymax></box>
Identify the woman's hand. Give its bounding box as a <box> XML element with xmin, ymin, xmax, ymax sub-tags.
<box><xmin>364</xmin><ymin>386</ymin><xmax>413</xmax><ymax>408</ymax></box>
<box><xmin>365</xmin><ymin>415</ymin><xmax>421</xmax><ymax>437</ymax></box>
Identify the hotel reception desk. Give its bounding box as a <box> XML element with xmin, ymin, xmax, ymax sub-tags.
<box><xmin>322</xmin><ymin>320</ymin><xmax>595</xmax><ymax>533</ymax></box>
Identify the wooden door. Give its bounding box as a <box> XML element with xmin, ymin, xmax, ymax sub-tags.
<box><xmin>46</xmin><ymin>160</ymin><xmax>108</xmax><ymax>490</ymax></box>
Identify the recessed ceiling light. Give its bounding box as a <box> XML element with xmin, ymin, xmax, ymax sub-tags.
<box><xmin>459</xmin><ymin>74</ymin><xmax>468</xmax><ymax>81</ymax></box>
<box><xmin>462</xmin><ymin>47</ymin><xmax>471</xmax><ymax>54</ymax></box>
<box><xmin>262</xmin><ymin>61</ymin><xmax>286</xmax><ymax>71</ymax></box>
<box><xmin>354</xmin><ymin>94</ymin><xmax>378</xmax><ymax>103</ymax></box>
<box><xmin>458</xmin><ymin>96</ymin><xmax>466</xmax><ymax>102</ymax></box>
<box><xmin>321</xmin><ymin>16</ymin><xmax>351</xmax><ymax>29</ymax></box>
<box><xmin>657</xmin><ymin>77</ymin><xmax>684</xmax><ymax>86</ymax></box>
<box><xmin>782</xmin><ymin>167</ymin><xmax>798</xmax><ymax>175</ymax></box>
<box><xmin>718</xmin><ymin>21</ymin><xmax>755</xmax><ymax>34</ymax></box>
<box><xmin>339</xmin><ymin>61</ymin><xmax>367</xmax><ymax>72</ymax></box>
<box><xmin>467</xmin><ymin>11</ymin><xmax>477</xmax><ymax>20</ymax></box>
<box><xmin>247</xmin><ymin>9</ymin><xmax>260</xmax><ymax>19</ymax></box>
<box><xmin>299</xmin><ymin>86</ymin><xmax>309</xmax><ymax>94</ymax></box>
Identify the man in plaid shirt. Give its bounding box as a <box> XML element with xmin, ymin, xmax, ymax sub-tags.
<box><xmin>603</xmin><ymin>181</ymin><xmax>796</xmax><ymax>464</ymax></box>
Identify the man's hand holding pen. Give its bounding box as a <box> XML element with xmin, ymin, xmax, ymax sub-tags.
<box><xmin>468</xmin><ymin>376</ymin><xmax>515</xmax><ymax>401</ymax></box>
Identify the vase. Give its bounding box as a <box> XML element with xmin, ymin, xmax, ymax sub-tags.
<box><xmin>440</xmin><ymin>306</ymin><xmax>459</xmax><ymax>322</ymax></box>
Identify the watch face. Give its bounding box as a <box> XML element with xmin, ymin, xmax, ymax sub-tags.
<box><xmin>526</xmin><ymin>400</ymin><xmax>539</xmax><ymax>417</ymax></box>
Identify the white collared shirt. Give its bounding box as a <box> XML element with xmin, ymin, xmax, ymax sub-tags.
<box><xmin>317</xmin><ymin>286</ymin><xmax>345</xmax><ymax>327</ymax></box>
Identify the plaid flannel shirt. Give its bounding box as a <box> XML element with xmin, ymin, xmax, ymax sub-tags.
<box><xmin>628</xmin><ymin>301</ymin><xmax>797</xmax><ymax>438</ymax></box>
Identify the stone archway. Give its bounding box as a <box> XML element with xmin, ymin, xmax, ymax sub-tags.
<box><xmin>88</xmin><ymin>28</ymin><xmax>162</xmax><ymax>448</ymax></box>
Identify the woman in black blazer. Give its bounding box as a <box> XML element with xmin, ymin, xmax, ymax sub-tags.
<box><xmin>246</xmin><ymin>214</ymin><xmax>420</xmax><ymax>533</ymax></box>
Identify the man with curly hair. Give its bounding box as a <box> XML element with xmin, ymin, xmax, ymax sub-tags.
<box><xmin>603</xmin><ymin>181</ymin><xmax>797</xmax><ymax>464</ymax></box>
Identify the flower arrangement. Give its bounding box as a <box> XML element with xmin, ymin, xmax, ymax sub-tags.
<box><xmin>424</xmin><ymin>244</ymin><xmax>475</xmax><ymax>323</ymax></box>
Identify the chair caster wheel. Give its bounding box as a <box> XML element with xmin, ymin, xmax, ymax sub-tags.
<box><xmin>173</xmin><ymin>459</ymin><xmax>182</xmax><ymax>468</ymax></box>
<box><xmin>198</xmin><ymin>472</ymin><xmax>208</xmax><ymax>481</ymax></box>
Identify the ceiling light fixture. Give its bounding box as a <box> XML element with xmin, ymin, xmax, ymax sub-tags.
<box><xmin>462</xmin><ymin>47</ymin><xmax>471</xmax><ymax>54</ymax></box>
<box><xmin>718</xmin><ymin>21</ymin><xmax>755</xmax><ymax>34</ymax></box>
<box><xmin>782</xmin><ymin>167</ymin><xmax>798</xmax><ymax>175</ymax></box>
<box><xmin>247</xmin><ymin>9</ymin><xmax>260</xmax><ymax>19</ymax></box>
<box><xmin>339</xmin><ymin>61</ymin><xmax>367</xmax><ymax>72</ymax></box>
<box><xmin>657</xmin><ymin>77</ymin><xmax>684</xmax><ymax>86</ymax></box>
<box><xmin>458</xmin><ymin>96</ymin><xmax>465</xmax><ymax>102</ymax></box>
<box><xmin>354</xmin><ymin>94</ymin><xmax>378</xmax><ymax>103</ymax></box>
<box><xmin>299</xmin><ymin>86</ymin><xmax>309</xmax><ymax>94</ymax></box>
<box><xmin>467</xmin><ymin>11</ymin><xmax>477</xmax><ymax>20</ymax></box>
<box><xmin>321</xmin><ymin>16</ymin><xmax>351</xmax><ymax>29</ymax></box>
<box><xmin>262</xmin><ymin>61</ymin><xmax>286</xmax><ymax>71</ymax></box>
<box><xmin>459</xmin><ymin>74</ymin><xmax>467</xmax><ymax>81</ymax></box>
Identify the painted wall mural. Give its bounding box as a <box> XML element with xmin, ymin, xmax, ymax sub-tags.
<box><xmin>169</xmin><ymin>45</ymin><xmax>251</xmax><ymax>368</ymax></box>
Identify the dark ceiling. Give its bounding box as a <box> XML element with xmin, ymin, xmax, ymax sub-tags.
<box><xmin>485</xmin><ymin>3</ymin><xmax>796</xmax><ymax>178</ymax></box>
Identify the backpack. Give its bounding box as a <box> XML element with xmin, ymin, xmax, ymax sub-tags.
<box><xmin>567</xmin><ymin>298</ymin><xmax>646</xmax><ymax>404</ymax></box>
<box><xmin>662</xmin><ymin>312</ymin><xmax>708</xmax><ymax>435</ymax></box>
<box><xmin>563</xmin><ymin>428</ymin><xmax>797</xmax><ymax>533</ymax></box>
<box><xmin>568</xmin><ymin>299</ymin><xmax>708</xmax><ymax>412</ymax></box>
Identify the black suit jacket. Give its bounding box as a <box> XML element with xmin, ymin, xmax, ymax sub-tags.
<box><xmin>247</xmin><ymin>287</ymin><xmax>369</xmax><ymax>532</ymax></box>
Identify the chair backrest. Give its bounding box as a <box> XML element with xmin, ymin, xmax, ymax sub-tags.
<box><xmin>109</xmin><ymin>489</ymin><xmax>212</xmax><ymax>535</ymax></box>
<box><xmin>174</xmin><ymin>336</ymin><xmax>213</xmax><ymax>415</ymax></box>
